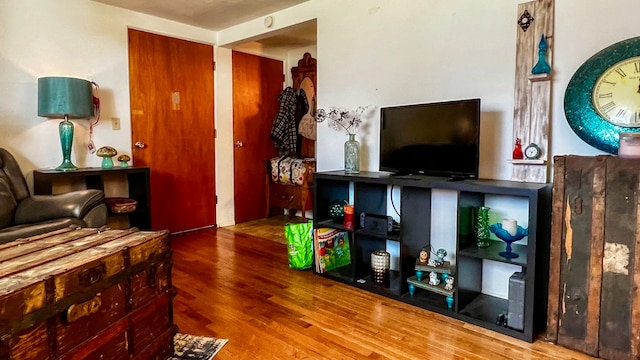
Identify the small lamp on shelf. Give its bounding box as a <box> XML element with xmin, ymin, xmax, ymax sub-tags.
<box><xmin>37</xmin><ymin>77</ymin><xmax>94</xmax><ymax>171</ymax></box>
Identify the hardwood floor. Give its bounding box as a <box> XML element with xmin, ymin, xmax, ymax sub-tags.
<box><xmin>170</xmin><ymin>218</ymin><xmax>596</xmax><ymax>360</ymax></box>
<box><xmin>222</xmin><ymin>214</ymin><xmax>308</xmax><ymax>244</ymax></box>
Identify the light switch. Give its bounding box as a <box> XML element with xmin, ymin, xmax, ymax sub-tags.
<box><xmin>112</xmin><ymin>117</ymin><xmax>120</xmax><ymax>130</ymax></box>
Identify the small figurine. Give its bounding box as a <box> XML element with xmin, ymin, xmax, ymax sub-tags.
<box><xmin>428</xmin><ymin>258</ymin><xmax>440</xmax><ymax>267</ymax></box>
<box><xmin>444</xmin><ymin>276</ymin><xmax>455</xmax><ymax>291</ymax></box>
<box><xmin>428</xmin><ymin>271</ymin><xmax>440</xmax><ymax>286</ymax></box>
<box><xmin>512</xmin><ymin>138</ymin><xmax>524</xmax><ymax>159</ymax></box>
<box><xmin>96</xmin><ymin>146</ymin><xmax>117</xmax><ymax>169</ymax></box>
<box><xmin>418</xmin><ymin>248</ymin><xmax>429</xmax><ymax>263</ymax></box>
<box><xmin>435</xmin><ymin>248</ymin><xmax>447</xmax><ymax>263</ymax></box>
<box><xmin>446</xmin><ymin>295</ymin><xmax>454</xmax><ymax>309</ymax></box>
<box><xmin>117</xmin><ymin>154</ymin><xmax>131</xmax><ymax>168</ymax></box>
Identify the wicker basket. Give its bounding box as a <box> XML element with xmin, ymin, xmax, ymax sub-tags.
<box><xmin>104</xmin><ymin>198</ymin><xmax>138</xmax><ymax>213</ymax></box>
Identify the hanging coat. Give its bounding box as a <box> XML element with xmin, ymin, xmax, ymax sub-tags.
<box><xmin>270</xmin><ymin>87</ymin><xmax>308</xmax><ymax>155</ymax></box>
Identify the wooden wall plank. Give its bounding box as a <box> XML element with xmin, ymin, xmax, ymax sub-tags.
<box><xmin>546</xmin><ymin>155</ymin><xmax>566</xmax><ymax>342</ymax></box>
<box><xmin>598</xmin><ymin>157</ymin><xmax>637</xmax><ymax>360</ymax></box>
<box><xmin>633</xmin><ymin>177</ymin><xmax>640</xmax><ymax>360</ymax></box>
<box><xmin>512</xmin><ymin>0</ymin><xmax>554</xmax><ymax>183</ymax></box>
<box><xmin>584</xmin><ymin>156</ymin><xmax>605</xmax><ymax>356</ymax></box>
<box><xmin>556</xmin><ymin>156</ymin><xmax>597</xmax><ymax>356</ymax></box>
<box><xmin>550</xmin><ymin>155</ymin><xmax>640</xmax><ymax>359</ymax></box>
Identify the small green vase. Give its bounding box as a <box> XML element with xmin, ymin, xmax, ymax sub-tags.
<box><xmin>474</xmin><ymin>206</ymin><xmax>491</xmax><ymax>248</ymax></box>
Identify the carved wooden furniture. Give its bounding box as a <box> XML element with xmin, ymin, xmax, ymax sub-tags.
<box><xmin>291</xmin><ymin>52</ymin><xmax>317</xmax><ymax>158</ymax></box>
<box><xmin>0</xmin><ymin>227</ymin><xmax>176</xmax><ymax>359</ymax></box>
<box><xmin>266</xmin><ymin>53</ymin><xmax>317</xmax><ymax>218</ymax></box>
<box><xmin>266</xmin><ymin>157</ymin><xmax>315</xmax><ymax>220</ymax></box>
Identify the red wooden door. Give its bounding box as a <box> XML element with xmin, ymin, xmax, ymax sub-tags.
<box><xmin>232</xmin><ymin>51</ymin><xmax>283</xmax><ymax>223</ymax></box>
<box><xmin>128</xmin><ymin>29</ymin><xmax>216</xmax><ymax>233</ymax></box>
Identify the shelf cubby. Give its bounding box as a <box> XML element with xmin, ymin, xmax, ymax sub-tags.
<box><xmin>313</xmin><ymin>171</ymin><xmax>551</xmax><ymax>342</ymax></box>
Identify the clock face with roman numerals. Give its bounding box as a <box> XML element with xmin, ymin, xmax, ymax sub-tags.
<box><xmin>592</xmin><ymin>57</ymin><xmax>640</xmax><ymax>127</ymax></box>
<box><xmin>564</xmin><ymin>36</ymin><xmax>640</xmax><ymax>154</ymax></box>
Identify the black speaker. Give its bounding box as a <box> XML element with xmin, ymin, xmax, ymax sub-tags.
<box><xmin>360</xmin><ymin>213</ymin><xmax>393</xmax><ymax>236</ymax></box>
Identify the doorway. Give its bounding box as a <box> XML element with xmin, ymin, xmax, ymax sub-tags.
<box><xmin>232</xmin><ymin>51</ymin><xmax>283</xmax><ymax>224</ymax></box>
<box><xmin>128</xmin><ymin>29</ymin><xmax>216</xmax><ymax>233</ymax></box>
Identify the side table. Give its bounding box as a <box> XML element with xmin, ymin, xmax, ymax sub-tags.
<box><xmin>33</xmin><ymin>167</ymin><xmax>151</xmax><ymax>230</ymax></box>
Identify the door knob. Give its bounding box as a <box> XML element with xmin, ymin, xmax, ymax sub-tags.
<box><xmin>135</xmin><ymin>141</ymin><xmax>146</xmax><ymax>148</ymax></box>
<box><xmin>235</xmin><ymin>141</ymin><xmax>244</xmax><ymax>147</ymax></box>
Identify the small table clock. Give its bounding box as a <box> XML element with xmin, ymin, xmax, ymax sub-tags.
<box><xmin>524</xmin><ymin>143</ymin><xmax>541</xmax><ymax>160</ymax></box>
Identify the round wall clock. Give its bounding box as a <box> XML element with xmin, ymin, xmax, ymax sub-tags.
<box><xmin>564</xmin><ymin>36</ymin><xmax>640</xmax><ymax>154</ymax></box>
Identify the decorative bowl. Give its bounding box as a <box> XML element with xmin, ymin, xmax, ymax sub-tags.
<box><xmin>489</xmin><ymin>223</ymin><xmax>528</xmax><ymax>259</ymax></box>
<box><xmin>328</xmin><ymin>199</ymin><xmax>347</xmax><ymax>220</ymax></box>
<box><xmin>105</xmin><ymin>197</ymin><xmax>138</xmax><ymax>213</ymax></box>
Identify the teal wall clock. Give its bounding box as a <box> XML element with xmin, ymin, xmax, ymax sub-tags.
<box><xmin>564</xmin><ymin>36</ymin><xmax>640</xmax><ymax>154</ymax></box>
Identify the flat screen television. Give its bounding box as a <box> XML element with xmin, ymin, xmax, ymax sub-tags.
<box><xmin>379</xmin><ymin>98</ymin><xmax>481</xmax><ymax>178</ymax></box>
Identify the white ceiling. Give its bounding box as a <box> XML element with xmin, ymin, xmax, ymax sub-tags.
<box><xmin>92</xmin><ymin>0</ymin><xmax>317</xmax><ymax>48</ymax></box>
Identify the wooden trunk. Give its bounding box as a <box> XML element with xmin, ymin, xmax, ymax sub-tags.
<box><xmin>0</xmin><ymin>227</ymin><xmax>177</xmax><ymax>360</ymax></box>
<box><xmin>547</xmin><ymin>155</ymin><xmax>640</xmax><ymax>360</ymax></box>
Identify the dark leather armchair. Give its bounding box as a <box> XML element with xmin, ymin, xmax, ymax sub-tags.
<box><xmin>0</xmin><ymin>148</ymin><xmax>107</xmax><ymax>244</ymax></box>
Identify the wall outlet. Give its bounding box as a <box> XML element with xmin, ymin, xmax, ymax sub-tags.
<box><xmin>112</xmin><ymin>117</ymin><xmax>120</xmax><ymax>130</ymax></box>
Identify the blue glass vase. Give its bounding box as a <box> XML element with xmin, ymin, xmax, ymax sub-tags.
<box><xmin>532</xmin><ymin>34</ymin><xmax>551</xmax><ymax>75</ymax></box>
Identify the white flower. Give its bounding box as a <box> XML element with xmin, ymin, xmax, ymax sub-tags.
<box><xmin>315</xmin><ymin>105</ymin><xmax>370</xmax><ymax>135</ymax></box>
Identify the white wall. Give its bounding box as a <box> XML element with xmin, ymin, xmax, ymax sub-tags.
<box><xmin>308</xmin><ymin>0</ymin><xmax>640</xmax><ymax>176</ymax></box>
<box><xmin>3</xmin><ymin>0</ymin><xmax>640</xmax><ymax>229</ymax></box>
<box><xmin>0</xmin><ymin>0</ymin><xmax>215</xmax><ymax>186</ymax></box>
<box><xmin>219</xmin><ymin>0</ymin><xmax>640</xmax><ymax>298</ymax></box>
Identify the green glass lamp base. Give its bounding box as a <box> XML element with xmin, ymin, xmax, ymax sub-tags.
<box><xmin>56</xmin><ymin>118</ymin><xmax>78</xmax><ymax>171</ymax></box>
<box><xmin>56</xmin><ymin>160</ymin><xmax>78</xmax><ymax>171</ymax></box>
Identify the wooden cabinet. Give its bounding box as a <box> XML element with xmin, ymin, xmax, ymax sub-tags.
<box><xmin>265</xmin><ymin>158</ymin><xmax>315</xmax><ymax>219</ymax></box>
<box><xmin>33</xmin><ymin>167</ymin><xmax>151</xmax><ymax>230</ymax></box>
<box><xmin>314</xmin><ymin>171</ymin><xmax>551</xmax><ymax>342</ymax></box>
<box><xmin>547</xmin><ymin>155</ymin><xmax>640</xmax><ymax>360</ymax></box>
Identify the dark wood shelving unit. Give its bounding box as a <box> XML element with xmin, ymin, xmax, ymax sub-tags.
<box><xmin>313</xmin><ymin>170</ymin><xmax>551</xmax><ymax>342</ymax></box>
<box><xmin>458</xmin><ymin>240</ymin><xmax>528</xmax><ymax>267</ymax></box>
<box><xmin>33</xmin><ymin>167</ymin><xmax>151</xmax><ymax>230</ymax></box>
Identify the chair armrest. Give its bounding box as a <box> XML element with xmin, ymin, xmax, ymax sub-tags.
<box><xmin>14</xmin><ymin>190</ymin><xmax>105</xmax><ymax>224</ymax></box>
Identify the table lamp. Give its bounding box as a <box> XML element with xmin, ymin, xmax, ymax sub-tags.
<box><xmin>37</xmin><ymin>77</ymin><xmax>93</xmax><ymax>171</ymax></box>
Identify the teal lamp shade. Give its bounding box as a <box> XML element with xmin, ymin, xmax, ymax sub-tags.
<box><xmin>37</xmin><ymin>77</ymin><xmax>93</xmax><ymax>171</ymax></box>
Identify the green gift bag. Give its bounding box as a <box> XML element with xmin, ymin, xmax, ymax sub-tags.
<box><xmin>284</xmin><ymin>220</ymin><xmax>314</xmax><ymax>270</ymax></box>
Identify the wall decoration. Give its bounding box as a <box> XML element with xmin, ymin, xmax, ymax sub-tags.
<box><xmin>564</xmin><ymin>36</ymin><xmax>640</xmax><ymax>154</ymax></box>
<box><xmin>531</xmin><ymin>34</ymin><xmax>551</xmax><ymax>74</ymax></box>
<box><xmin>511</xmin><ymin>0</ymin><xmax>553</xmax><ymax>183</ymax></box>
<box><xmin>518</xmin><ymin>9</ymin><xmax>534</xmax><ymax>32</ymax></box>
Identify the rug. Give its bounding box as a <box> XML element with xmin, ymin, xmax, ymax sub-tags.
<box><xmin>170</xmin><ymin>333</ymin><xmax>229</xmax><ymax>360</ymax></box>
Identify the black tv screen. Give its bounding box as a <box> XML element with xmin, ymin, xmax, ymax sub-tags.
<box><xmin>379</xmin><ymin>98</ymin><xmax>480</xmax><ymax>178</ymax></box>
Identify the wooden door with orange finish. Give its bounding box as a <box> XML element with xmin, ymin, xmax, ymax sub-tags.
<box><xmin>128</xmin><ymin>29</ymin><xmax>216</xmax><ymax>233</ymax></box>
<box><xmin>232</xmin><ymin>51</ymin><xmax>283</xmax><ymax>224</ymax></box>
